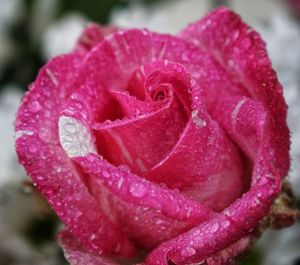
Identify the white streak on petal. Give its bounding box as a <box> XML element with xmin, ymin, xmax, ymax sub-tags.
<box><xmin>109</xmin><ymin>130</ymin><xmax>133</xmax><ymax>164</ymax></box>
<box><xmin>231</xmin><ymin>98</ymin><xmax>248</xmax><ymax>132</ymax></box>
<box><xmin>59</xmin><ymin>116</ymin><xmax>96</xmax><ymax>157</ymax></box>
<box><xmin>191</xmin><ymin>110</ymin><xmax>206</xmax><ymax>128</ymax></box>
<box><xmin>45</xmin><ymin>68</ymin><xmax>59</xmax><ymax>87</ymax></box>
<box><xmin>15</xmin><ymin>130</ymin><xmax>34</xmax><ymax>139</ymax></box>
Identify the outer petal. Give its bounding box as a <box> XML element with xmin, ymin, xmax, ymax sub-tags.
<box><xmin>180</xmin><ymin>6</ymin><xmax>290</xmax><ymax>177</ymax></box>
<box><xmin>58</xmin><ymin>231</ymin><xmax>119</xmax><ymax>265</ymax></box>
<box><xmin>145</xmin><ymin>156</ymin><xmax>279</xmax><ymax>264</ymax></box>
<box><xmin>75</xmin><ymin>23</ymin><xmax>118</xmax><ymax>54</ymax></box>
<box><xmin>15</xmin><ymin>54</ymin><xmax>136</xmax><ymax>257</ymax></box>
<box><xmin>144</xmin><ymin>8</ymin><xmax>290</xmax><ymax>264</ymax></box>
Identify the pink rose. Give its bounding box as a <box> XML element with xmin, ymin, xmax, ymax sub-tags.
<box><xmin>15</xmin><ymin>7</ymin><xmax>294</xmax><ymax>265</ymax></box>
<box><xmin>287</xmin><ymin>0</ymin><xmax>300</xmax><ymax>16</ymax></box>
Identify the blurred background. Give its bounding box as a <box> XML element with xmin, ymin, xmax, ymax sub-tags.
<box><xmin>0</xmin><ymin>0</ymin><xmax>299</xmax><ymax>264</ymax></box>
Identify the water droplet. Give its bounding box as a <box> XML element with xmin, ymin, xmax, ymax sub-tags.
<box><xmin>242</xmin><ymin>37</ymin><xmax>252</xmax><ymax>49</ymax></box>
<box><xmin>102</xmin><ymin>170</ymin><xmax>110</xmax><ymax>178</ymax></box>
<box><xmin>90</xmin><ymin>233</ymin><xmax>96</xmax><ymax>241</ymax></box>
<box><xmin>181</xmin><ymin>247</ymin><xmax>196</xmax><ymax>257</ymax></box>
<box><xmin>29</xmin><ymin>144</ymin><xmax>38</xmax><ymax>153</ymax></box>
<box><xmin>117</xmin><ymin>177</ymin><xmax>124</xmax><ymax>189</ymax></box>
<box><xmin>30</xmin><ymin>101</ymin><xmax>41</xmax><ymax>113</ymax></box>
<box><xmin>87</xmin><ymin>155</ymin><xmax>96</xmax><ymax>162</ymax></box>
<box><xmin>130</xmin><ymin>183</ymin><xmax>147</xmax><ymax>198</ymax></box>
<box><xmin>232</xmin><ymin>30</ymin><xmax>240</xmax><ymax>41</ymax></box>
<box><xmin>65</xmin><ymin>123</ymin><xmax>77</xmax><ymax>134</ymax></box>
<box><xmin>54</xmin><ymin>164</ymin><xmax>62</xmax><ymax>173</ymax></box>
<box><xmin>211</xmin><ymin>222</ymin><xmax>219</xmax><ymax>232</ymax></box>
<box><xmin>118</xmin><ymin>164</ymin><xmax>130</xmax><ymax>172</ymax></box>
<box><xmin>221</xmin><ymin>220</ymin><xmax>230</xmax><ymax>228</ymax></box>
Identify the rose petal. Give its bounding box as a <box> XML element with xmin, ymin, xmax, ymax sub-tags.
<box><xmin>144</xmin><ymin>7</ymin><xmax>290</xmax><ymax>264</ymax></box>
<box><xmin>72</xmin><ymin>153</ymin><xmax>214</xmax><ymax>248</ymax></box>
<box><xmin>206</xmin><ymin>236</ymin><xmax>252</xmax><ymax>265</ymax></box>
<box><xmin>58</xmin><ymin>28</ymin><xmax>249</xmax><ymax>248</ymax></box>
<box><xmin>15</xmin><ymin>54</ymin><xmax>136</xmax><ymax>257</ymax></box>
<box><xmin>180</xmin><ymin>6</ymin><xmax>290</xmax><ymax>177</ymax></box>
<box><xmin>73</xmin><ymin>154</ymin><xmax>214</xmax><ymax>224</ymax></box>
<box><xmin>93</xmin><ymin>94</ymin><xmax>186</xmax><ymax>175</ymax></box>
<box><xmin>75</xmin><ymin>23</ymin><xmax>118</xmax><ymax>54</ymax></box>
<box><xmin>93</xmin><ymin>61</ymin><xmax>193</xmax><ymax>175</ymax></box>
<box><xmin>146</xmin><ymin>164</ymin><xmax>278</xmax><ymax>264</ymax></box>
<box><xmin>110</xmin><ymin>90</ymin><xmax>166</xmax><ymax>117</ymax></box>
<box><xmin>58</xmin><ymin>231</ymin><xmax>120</xmax><ymax>265</ymax></box>
<box><xmin>146</xmin><ymin>81</ymin><xmax>244</xmax><ymax>211</ymax></box>
<box><xmin>211</xmin><ymin>95</ymin><xmax>267</xmax><ymax>160</ymax></box>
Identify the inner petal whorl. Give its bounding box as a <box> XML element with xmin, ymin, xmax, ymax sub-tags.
<box><xmin>93</xmin><ymin>61</ymin><xmax>192</xmax><ymax>176</ymax></box>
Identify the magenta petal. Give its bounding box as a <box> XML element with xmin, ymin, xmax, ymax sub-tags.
<box><xmin>145</xmin><ymin>80</ymin><xmax>244</xmax><ymax>211</ymax></box>
<box><xmin>94</xmin><ymin>93</ymin><xmax>187</xmax><ymax>175</ymax></box>
<box><xmin>110</xmin><ymin>90</ymin><xmax>166</xmax><ymax>118</ymax></box>
<box><xmin>15</xmin><ymin>55</ymin><xmax>136</xmax><ymax>257</ymax></box>
<box><xmin>58</xmin><ymin>231</ymin><xmax>119</xmax><ymax>265</ymax></box>
<box><xmin>180</xmin><ymin>6</ymin><xmax>290</xmax><ymax>177</ymax></box>
<box><xmin>74</xmin><ymin>154</ymin><xmax>214</xmax><ymax>224</ymax></box>
<box><xmin>73</xmin><ymin>153</ymin><xmax>214</xmax><ymax>248</ymax></box>
<box><xmin>146</xmin><ymin>116</ymin><xmax>244</xmax><ymax>211</ymax></box>
<box><xmin>212</xmin><ymin>95</ymin><xmax>267</xmax><ymax>160</ymax></box>
<box><xmin>206</xmin><ymin>236</ymin><xmax>252</xmax><ymax>265</ymax></box>
<box><xmin>145</xmin><ymin>172</ymin><xmax>278</xmax><ymax>265</ymax></box>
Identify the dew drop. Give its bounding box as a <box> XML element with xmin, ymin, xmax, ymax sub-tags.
<box><xmin>242</xmin><ymin>37</ymin><xmax>252</xmax><ymax>49</ymax></box>
<box><xmin>211</xmin><ymin>222</ymin><xmax>219</xmax><ymax>232</ymax></box>
<box><xmin>181</xmin><ymin>247</ymin><xmax>196</xmax><ymax>257</ymax></box>
<box><xmin>36</xmin><ymin>176</ymin><xmax>44</xmax><ymax>181</ymax></box>
<box><xmin>29</xmin><ymin>144</ymin><xmax>38</xmax><ymax>153</ymax></box>
<box><xmin>130</xmin><ymin>183</ymin><xmax>147</xmax><ymax>198</ymax></box>
<box><xmin>65</xmin><ymin>123</ymin><xmax>77</xmax><ymax>134</ymax></box>
<box><xmin>30</xmin><ymin>101</ymin><xmax>41</xmax><ymax>113</ymax></box>
<box><xmin>90</xmin><ymin>233</ymin><xmax>96</xmax><ymax>240</ymax></box>
<box><xmin>221</xmin><ymin>220</ymin><xmax>230</xmax><ymax>228</ymax></box>
<box><xmin>118</xmin><ymin>164</ymin><xmax>130</xmax><ymax>172</ymax></box>
<box><xmin>102</xmin><ymin>170</ymin><xmax>110</xmax><ymax>178</ymax></box>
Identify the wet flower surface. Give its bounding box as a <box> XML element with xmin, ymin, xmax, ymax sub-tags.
<box><xmin>15</xmin><ymin>7</ymin><xmax>295</xmax><ymax>265</ymax></box>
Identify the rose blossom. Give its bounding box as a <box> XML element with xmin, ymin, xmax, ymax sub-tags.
<box><xmin>15</xmin><ymin>7</ymin><xmax>297</xmax><ymax>265</ymax></box>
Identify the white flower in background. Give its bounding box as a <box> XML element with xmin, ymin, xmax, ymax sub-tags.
<box><xmin>0</xmin><ymin>86</ymin><xmax>26</xmax><ymax>185</ymax></box>
<box><xmin>256</xmin><ymin>10</ymin><xmax>300</xmax><ymax>265</ymax></box>
<box><xmin>257</xmin><ymin>10</ymin><xmax>300</xmax><ymax>198</ymax></box>
<box><xmin>111</xmin><ymin>0</ymin><xmax>210</xmax><ymax>34</ymax></box>
<box><xmin>42</xmin><ymin>13</ymin><xmax>88</xmax><ymax>59</ymax></box>
<box><xmin>110</xmin><ymin>0</ymin><xmax>282</xmax><ymax>33</ymax></box>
